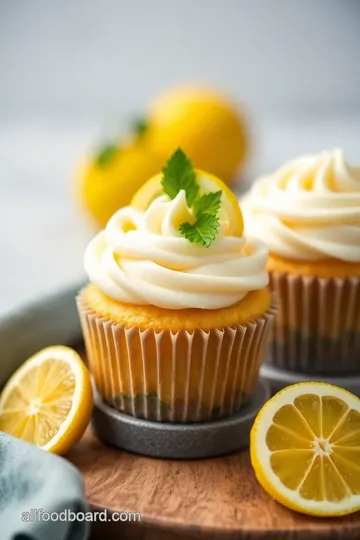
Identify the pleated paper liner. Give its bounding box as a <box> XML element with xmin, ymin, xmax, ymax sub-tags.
<box><xmin>77</xmin><ymin>289</ymin><xmax>276</xmax><ymax>423</ymax></box>
<box><xmin>269</xmin><ymin>272</ymin><xmax>360</xmax><ymax>375</ymax></box>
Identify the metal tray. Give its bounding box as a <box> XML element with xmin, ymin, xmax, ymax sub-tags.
<box><xmin>92</xmin><ymin>380</ymin><xmax>270</xmax><ymax>459</ymax></box>
<box><xmin>0</xmin><ymin>281</ymin><xmax>84</xmax><ymax>387</ymax></box>
<box><xmin>261</xmin><ymin>362</ymin><xmax>360</xmax><ymax>397</ymax></box>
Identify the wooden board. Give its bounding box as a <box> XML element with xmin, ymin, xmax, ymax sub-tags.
<box><xmin>67</xmin><ymin>428</ymin><xmax>360</xmax><ymax>540</ymax></box>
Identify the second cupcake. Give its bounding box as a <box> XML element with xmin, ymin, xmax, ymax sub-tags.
<box><xmin>77</xmin><ymin>149</ymin><xmax>274</xmax><ymax>422</ymax></box>
<box><xmin>242</xmin><ymin>148</ymin><xmax>360</xmax><ymax>375</ymax></box>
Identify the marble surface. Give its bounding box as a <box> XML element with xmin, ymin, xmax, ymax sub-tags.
<box><xmin>0</xmin><ymin>111</ymin><xmax>359</xmax><ymax>319</ymax></box>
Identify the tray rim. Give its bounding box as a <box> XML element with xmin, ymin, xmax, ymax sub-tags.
<box><xmin>0</xmin><ymin>280</ymin><xmax>85</xmax><ymax>386</ymax></box>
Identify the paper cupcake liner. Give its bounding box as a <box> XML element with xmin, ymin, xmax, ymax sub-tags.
<box><xmin>268</xmin><ymin>272</ymin><xmax>360</xmax><ymax>375</ymax></box>
<box><xmin>77</xmin><ymin>290</ymin><xmax>275</xmax><ymax>423</ymax></box>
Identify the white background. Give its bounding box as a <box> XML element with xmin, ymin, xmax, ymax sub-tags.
<box><xmin>0</xmin><ymin>0</ymin><xmax>359</xmax><ymax>317</ymax></box>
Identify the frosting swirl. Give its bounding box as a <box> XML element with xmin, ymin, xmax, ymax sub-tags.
<box><xmin>84</xmin><ymin>190</ymin><xmax>269</xmax><ymax>310</ymax></box>
<box><xmin>242</xmin><ymin>149</ymin><xmax>360</xmax><ymax>262</ymax></box>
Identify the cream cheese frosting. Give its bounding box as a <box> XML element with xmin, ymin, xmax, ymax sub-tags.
<box><xmin>242</xmin><ymin>149</ymin><xmax>360</xmax><ymax>262</ymax></box>
<box><xmin>84</xmin><ymin>189</ymin><xmax>269</xmax><ymax>310</ymax></box>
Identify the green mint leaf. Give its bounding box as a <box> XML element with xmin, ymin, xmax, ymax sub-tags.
<box><xmin>161</xmin><ymin>148</ymin><xmax>198</xmax><ymax>207</ymax></box>
<box><xmin>193</xmin><ymin>190</ymin><xmax>222</xmax><ymax>218</ymax></box>
<box><xmin>95</xmin><ymin>143</ymin><xmax>119</xmax><ymax>167</ymax></box>
<box><xmin>161</xmin><ymin>149</ymin><xmax>222</xmax><ymax>247</ymax></box>
<box><xmin>132</xmin><ymin>117</ymin><xmax>149</xmax><ymax>137</ymax></box>
<box><xmin>179</xmin><ymin>213</ymin><xmax>220</xmax><ymax>248</ymax></box>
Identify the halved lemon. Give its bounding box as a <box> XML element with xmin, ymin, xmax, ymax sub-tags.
<box><xmin>131</xmin><ymin>169</ymin><xmax>244</xmax><ymax>236</ymax></box>
<box><xmin>0</xmin><ymin>346</ymin><xmax>93</xmax><ymax>455</ymax></box>
<box><xmin>250</xmin><ymin>382</ymin><xmax>360</xmax><ymax>516</ymax></box>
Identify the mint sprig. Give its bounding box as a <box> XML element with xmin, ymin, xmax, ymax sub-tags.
<box><xmin>180</xmin><ymin>191</ymin><xmax>222</xmax><ymax>247</ymax></box>
<box><xmin>95</xmin><ymin>143</ymin><xmax>119</xmax><ymax>167</ymax></box>
<box><xmin>179</xmin><ymin>213</ymin><xmax>220</xmax><ymax>248</ymax></box>
<box><xmin>132</xmin><ymin>117</ymin><xmax>149</xmax><ymax>137</ymax></box>
<box><xmin>161</xmin><ymin>149</ymin><xmax>222</xmax><ymax>247</ymax></box>
<box><xmin>193</xmin><ymin>190</ymin><xmax>222</xmax><ymax>217</ymax></box>
<box><xmin>161</xmin><ymin>148</ymin><xmax>199</xmax><ymax>207</ymax></box>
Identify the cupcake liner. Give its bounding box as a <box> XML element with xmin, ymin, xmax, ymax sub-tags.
<box><xmin>269</xmin><ymin>272</ymin><xmax>360</xmax><ymax>375</ymax></box>
<box><xmin>77</xmin><ymin>289</ymin><xmax>275</xmax><ymax>423</ymax></box>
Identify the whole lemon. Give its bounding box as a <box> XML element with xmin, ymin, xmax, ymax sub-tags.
<box><xmin>146</xmin><ymin>85</ymin><xmax>249</xmax><ymax>182</ymax></box>
<box><xmin>77</xmin><ymin>135</ymin><xmax>165</xmax><ymax>228</ymax></box>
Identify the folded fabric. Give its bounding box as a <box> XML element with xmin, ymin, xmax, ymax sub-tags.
<box><xmin>0</xmin><ymin>431</ymin><xmax>90</xmax><ymax>540</ymax></box>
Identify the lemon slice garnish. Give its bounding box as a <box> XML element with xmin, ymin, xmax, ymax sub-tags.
<box><xmin>131</xmin><ymin>169</ymin><xmax>243</xmax><ymax>237</ymax></box>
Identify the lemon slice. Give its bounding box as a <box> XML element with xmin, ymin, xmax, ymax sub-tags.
<box><xmin>250</xmin><ymin>382</ymin><xmax>360</xmax><ymax>516</ymax></box>
<box><xmin>0</xmin><ymin>346</ymin><xmax>93</xmax><ymax>455</ymax></box>
<box><xmin>131</xmin><ymin>169</ymin><xmax>244</xmax><ymax>236</ymax></box>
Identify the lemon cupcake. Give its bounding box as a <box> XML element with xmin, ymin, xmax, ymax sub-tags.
<box><xmin>77</xmin><ymin>149</ymin><xmax>274</xmax><ymax>422</ymax></box>
<box><xmin>242</xmin><ymin>148</ymin><xmax>360</xmax><ymax>375</ymax></box>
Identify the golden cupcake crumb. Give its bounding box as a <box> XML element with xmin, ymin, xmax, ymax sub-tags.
<box><xmin>267</xmin><ymin>253</ymin><xmax>360</xmax><ymax>278</ymax></box>
<box><xmin>82</xmin><ymin>283</ymin><xmax>270</xmax><ymax>331</ymax></box>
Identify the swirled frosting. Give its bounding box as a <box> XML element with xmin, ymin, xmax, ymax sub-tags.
<box><xmin>242</xmin><ymin>149</ymin><xmax>360</xmax><ymax>262</ymax></box>
<box><xmin>84</xmin><ymin>190</ymin><xmax>269</xmax><ymax>310</ymax></box>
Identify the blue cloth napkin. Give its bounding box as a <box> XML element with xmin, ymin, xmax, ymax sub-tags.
<box><xmin>0</xmin><ymin>432</ymin><xmax>90</xmax><ymax>540</ymax></box>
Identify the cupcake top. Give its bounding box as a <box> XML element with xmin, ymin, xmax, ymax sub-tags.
<box><xmin>84</xmin><ymin>149</ymin><xmax>269</xmax><ymax>310</ymax></box>
<box><xmin>242</xmin><ymin>149</ymin><xmax>360</xmax><ymax>262</ymax></box>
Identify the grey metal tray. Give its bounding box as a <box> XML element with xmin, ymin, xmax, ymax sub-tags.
<box><xmin>92</xmin><ymin>380</ymin><xmax>270</xmax><ymax>459</ymax></box>
<box><xmin>0</xmin><ymin>281</ymin><xmax>84</xmax><ymax>387</ymax></box>
<box><xmin>261</xmin><ymin>362</ymin><xmax>360</xmax><ymax>397</ymax></box>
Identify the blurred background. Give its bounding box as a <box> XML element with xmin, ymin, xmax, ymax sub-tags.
<box><xmin>0</xmin><ymin>0</ymin><xmax>359</xmax><ymax>317</ymax></box>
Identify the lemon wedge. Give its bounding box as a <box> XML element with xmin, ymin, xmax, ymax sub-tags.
<box><xmin>250</xmin><ymin>382</ymin><xmax>360</xmax><ymax>516</ymax></box>
<box><xmin>0</xmin><ymin>346</ymin><xmax>93</xmax><ymax>455</ymax></box>
<box><xmin>131</xmin><ymin>169</ymin><xmax>244</xmax><ymax>236</ymax></box>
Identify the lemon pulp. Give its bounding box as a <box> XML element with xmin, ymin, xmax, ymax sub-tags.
<box><xmin>251</xmin><ymin>382</ymin><xmax>360</xmax><ymax>516</ymax></box>
<box><xmin>0</xmin><ymin>346</ymin><xmax>93</xmax><ymax>454</ymax></box>
<box><xmin>267</xmin><ymin>393</ymin><xmax>360</xmax><ymax>502</ymax></box>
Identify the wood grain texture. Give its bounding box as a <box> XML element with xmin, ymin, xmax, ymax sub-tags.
<box><xmin>67</xmin><ymin>428</ymin><xmax>360</xmax><ymax>540</ymax></box>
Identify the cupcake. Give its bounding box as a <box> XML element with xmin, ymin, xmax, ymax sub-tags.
<box><xmin>77</xmin><ymin>149</ymin><xmax>274</xmax><ymax>422</ymax></box>
<box><xmin>242</xmin><ymin>148</ymin><xmax>360</xmax><ymax>375</ymax></box>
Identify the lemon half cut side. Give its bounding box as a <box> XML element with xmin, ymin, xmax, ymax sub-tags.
<box><xmin>0</xmin><ymin>346</ymin><xmax>93</xmax><ymax>455</ymax></box>
<box><xmin>250</xmin><ymin>382</ymin><xmax>360</xmax><ymax>516</ymax></box>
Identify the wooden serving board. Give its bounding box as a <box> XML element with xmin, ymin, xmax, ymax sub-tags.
<box><xmin>67</xmin><ymin>428</ymin><xmax>360</xmax><ymax>540</ymax></box>
<box><xmin>2</xmin><ymin>286</ymin><xmax>359</xmax><ymax>539</ymax></box>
